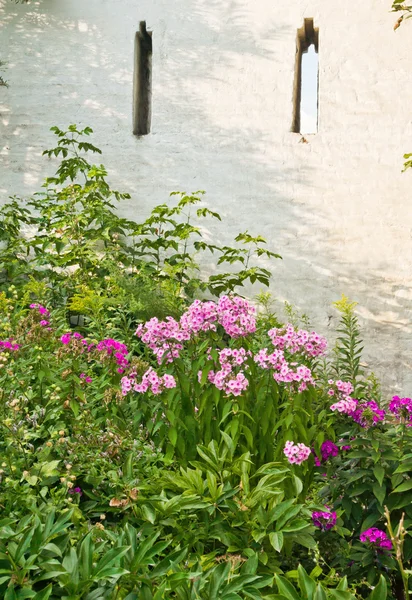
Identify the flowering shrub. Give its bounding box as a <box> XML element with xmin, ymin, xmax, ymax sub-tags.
<box><xmin>0</xmin><ymin>124</ymin><xmax>409</xmax><ymax>598</ymax></box>
<box><xmin>123</xmin><ymin>295</ymin><xmax>336</xmax><ymax>468</ymax></box>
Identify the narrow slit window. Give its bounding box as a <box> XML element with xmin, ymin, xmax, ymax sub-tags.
<box><xmin>291</xmin><ymin>18</ymin><xmax>319</xmax><ymax>134</ymax></box>
<box><xmin>133</xmin><ymin>21</ymin><xmax>152</xmax><ymax>136</ymax></box>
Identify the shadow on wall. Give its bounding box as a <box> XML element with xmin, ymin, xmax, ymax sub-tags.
<box><xmin>1</xmin><ymin>0</ymin><xmax>412</xmax><ymax>392</ymax></box>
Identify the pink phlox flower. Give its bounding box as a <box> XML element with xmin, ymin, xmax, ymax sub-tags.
<box><xmin>350</xmin><ymin>400</ymin><xmax>385</xmax><ymax>428</ymax></box>
<box><xmin>321</xmin><ymin>440</ymin><xmax>339</xmax><ymax>461</ymax></box>
<box><xmin>389</xmin><ymin>396</ymin><xmax>412</xmax><ymax>424</ymax></box>
<box><xmin>96</xmin><ymin>338</ymin><xmax>130</xmax><ymax>369</ymax></box>
<box><xmin>0</xmin><ymin>339</ymin><xmax>20</xmax><ymax>352</ymax></box>
<box><xmin>312</xmin><ymin>510</ymin><xmax>337</xmax><ymax>530</ymax></box>
<box><xmin>80</xmin><ymin>373</ymin><xmax>92</xmax><ymax>383</ymax></box>
<box><xmin>330</xmin><ymin>397</ymin><xmax>358</xmax><ymax>414</ymax></box>
<box><xmin>30</xmin><ymin>303</ymin><xmax>50</xmax><ymax>317</ymax></box>
<box><xmin>268</xmin><ymin>324</ymin><xmax>327</xmax><ymax>358</ymax></box>
<box><xmin>360</xmin><ymin>528</ymin><xmax>392</xmax><ymax>550</ymax></box>
<box><xmin>203</xmin><ymin>347</ymin><xmax>249</xmax><ymax>397</ymax></box>
<box><xmin>60</xmin><ymin>333</ymin><xmax>72</xmax><ymax>345</ymax></box>
<box><xmin>121</xmin><ymin>368</ymin><xmax>176</xmax><ymax>396</ymax></box>
<box><xmin>283</xmin><ymin>441</ymin><xmax>311</xmax><ymax>465</ymax></box>
<box><xmin>254</xmin><ymin>347</ymin><xmax>314</xmax><ymax>392</ymax></box>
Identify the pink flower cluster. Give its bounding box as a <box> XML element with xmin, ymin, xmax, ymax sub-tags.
<box><xmin>254</xmin><ymin>348</ymin><xmax>314</xmax><ymax>392</ymax></box>
<box><xmin>214</xmin><ymin>295</ymin><xmax>256</xmax><ymax>338</ymax></box>
<box><xmin>121</xmin><ymin>368</ymin><xmax>176</xmax><ymax>396</ymax></box>
<box><xmin>60</xmin><ymin>331</ymin><xmax>85</xmax><ymax>345</ymax></box>
<box><xmin>360</xmin><ymin>528</ymin><xmax>392</xmax><ymax>550</ymax></box>
<box><xmin>0</xmin><ymin>339</ymin><xmax>19</xmax><ymax>352</ymax></box>
<box><xmin>136</xmin><ymin>316</ymin><xmax>188</xmax><ymax>364</ymax></box>
<box><xmin>283</xmin><ymin>441</ymin><xmax>311</xmax><ymax>465</ymax></box>
<box><xmin>389</xmin><ymin>396</ymin><xmax>412</xmax><ymax>425</ymax></box>
<box><xmin>80</xmin><ymin>373</ymin><xmax>92</xmax><ymax>384</ymax></box>
<box><xmin>136</xmin><ymin>296</ymin><xmax>256</xmax><ymax>365</ymax></box>
<box><xmin>30</xmin><ymin>303</ymin><xmax>50</xmax><ymax>317</ymax></box>
<box><xmin>312</xmin><ymin>510</ymin><xmax>337</xmax><ymax>530</ymax></box>
<box><xmin>95</xmin><ymin>339</ymin><xmax>130</xmax><ymax>373</ymax></box>
<box><xmin>60</xmin><ymin>332</ymin><xmax>129</xmax><ymax>374</ymax></box>
<box><xmin>203</xmin><ymin>347</ymin><xmax>249</xmax><ymax>397</ymax></box>
<box><xmin>268</xmin><ymin>324</ymin><xmax>327</xmax><ymax>358</ymax></box>
<box><xmin>329</xmin><ymin>380</ymin><xmax>358</xmax><ymax>414</ymax></box>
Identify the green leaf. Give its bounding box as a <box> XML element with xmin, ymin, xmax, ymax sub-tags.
<box><xmin>373</xmin><ymin>466</ymin><xmax>385</xmax><ymax>487</ymax></box>
<box><xmin>168</xmin><ymin>427</ymin><xmax>178</xmax><ymax>447</ymax></box>
<box><xmin>282</xmin><ymin>519</ymin><xmax>309</xmax><ymax>533</ymax></box>
<box><xmin>372</xmin><ymin>483</ymin><xmax>386</xmax><ymax>506</ymax></box>
<box><xmin>33</xmin><ymin>585</ymin><xmax>53</xmax><ymax>600</ymax></box>
<box><xmin>293</xmin><ymin>475</ymin><xmax>303</xmax><ymax>496</ymax></box>
<box><xmin>293</xmin><ymin>534</ymin><xmax>316</xmax><ymax>549</ymax></box>
<box><xmin>313</xmin><ymin>583</ymin><xmax>327</xmax><ymax>600</ymax></box>
<box><xmin>93</xmin><ymin>546</ymin><xmax>130</xmax><ymax>577</ymax></box>
<box><xmin>297</xmin><ymin>564</ymin><xmax>316</xmax><ymax>600</ymax></box>
<box><xmin>361</xmin><ymin>513</ymin><xmax>380</xmax><ymax>532</ymax></box>
<box><xmin>141</xmin><ymin>504</ymin><xmax>156</xmax><ymax>524</ymax></box>
<box><xmin>269</xmin><ymin>532</ymin><xmax>284</xmax><ymax>553</ymax></box>
<box><xmin>275</xmin><ymin>575</ymin><xmax>301</xmax><ymax>600</ymax></box>
<box><xmin>369</xmin><ymin>575</ymin><xmax>387</xmax><ymax>600</ymax></box>
<box><xmin>392</xmin><ymin>479</ymin><xmax>412</xmax><ymax>493</ymax></box>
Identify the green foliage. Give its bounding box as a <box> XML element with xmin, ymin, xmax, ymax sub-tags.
<box><xmin>0</xmin><ymin>125</ymin><xmax>281</xmax><ymax>320</ymax></box>
<box><xmin>0</xmin><ymin>122</ymin><xmax>406</xmax><ymax>599</ymax></box>
<box><xmin>331</xmin><ymin>295</ymin><xmax>365</xmax><ymax>397</ymax></box>
<box><xmin>392</xmin><ymin>0</ymin><xmax>412</xmax><ymax>29</ymax></box>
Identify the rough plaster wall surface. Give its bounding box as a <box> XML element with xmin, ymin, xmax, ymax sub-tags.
<box><xmin>1</xmin><ymin>0</ymin><xmax>412</xmax><ymax>393</ymax></box>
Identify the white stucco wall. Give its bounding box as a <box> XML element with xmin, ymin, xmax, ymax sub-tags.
<box><xmin>1</xmin><ymin>0</ymin><xmax>412</xmax><ymax>393</ymax></box>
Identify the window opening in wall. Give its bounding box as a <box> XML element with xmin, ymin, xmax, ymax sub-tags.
<box><xmin>133</xmin><ymin>21</ymin><xmax>152</xmax><ymax>136</ymax></box>
<box><xmin>292</xmin><ymin>18</ymin><xmax>319</xmax><ymax>134</ymax></box>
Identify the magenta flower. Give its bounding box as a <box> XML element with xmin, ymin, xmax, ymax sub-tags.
<box><xmin>60</xmin><ymin>333</ymin><xmax>72</xmax><ymax>345</ymax></box>
<box><xmin>321</xmin><ymin>440</ymin><xmax>339</xmax><ymax>461</ymax></box>
<box><xmin>0</xmin><ymin>339</ymin><xmax>20</xmax><ymax>351</ymax></box>
<box><xmin>351</xmin><ymin>400</ymin><xmax>385</xmax><ymax>428</ymax></box>
<box><xmin>390</xmin><ymin>396</ymin><xmax>412</xmax><ymax>425</ymax></box>
<box><xmin>68</xmin><ymin>487</ymin><xmax>83</xmax><ymax>496</ymax></box>
<box><xmin>360</xmin><ymin>528</ymin><xmax>392</xmax><ymax>550</ymax></box>
<box><xmin>312</xmin><ymin>510</ymin><xmax>337</xmax><ymax>530</ymax></box>
<box><xmin>30</xmin><ymin>303</ymin><xmax>50</xmax><ymax>317</ymax></box>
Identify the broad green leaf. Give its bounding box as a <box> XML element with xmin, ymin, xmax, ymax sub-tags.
<box><xmin>313</xmin><ymin>583</ymin><xmax>327</xmax><ymax>600</ymax></box>
<box><xmin>298</xmin><ymin>564</ymin><xmax>316</xmax><ymax>600</ymax></box>
<box><xmin>372</xmin><ymin>483</ymin><xmax>386</xmax><ymax>506</ymax></box>
<box><xmin>392</xmin><ymin>480</ymin><xmax>412</xmax><ymax>493</ymax></box>
<box><xmin>369</xmin><ymin>575</ymin><xmax>387</xmax><ymax>600</ymax></box>
<box><xmin>373</xmin><ymin>466</ymin><xmax>385</xmax><ymax>487</ymax></box>
<box><xmin>93</xmin><ymin>546</ymin><xmax>130</xmax><ymax>577</ymax></box>
<box><xmin>275</xmin><ymin>575</ymin><xmax>301</xmax><ymax>600</ymax></box>
<box><xmin>33</xmin><ymin>585</ymin><xmax>53</xmax><ymax>600</ymax></box>
<box><xmin>269</xmin><ymin>531</ymin><xmax>284</xmax><ymax>553</ymax></box>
